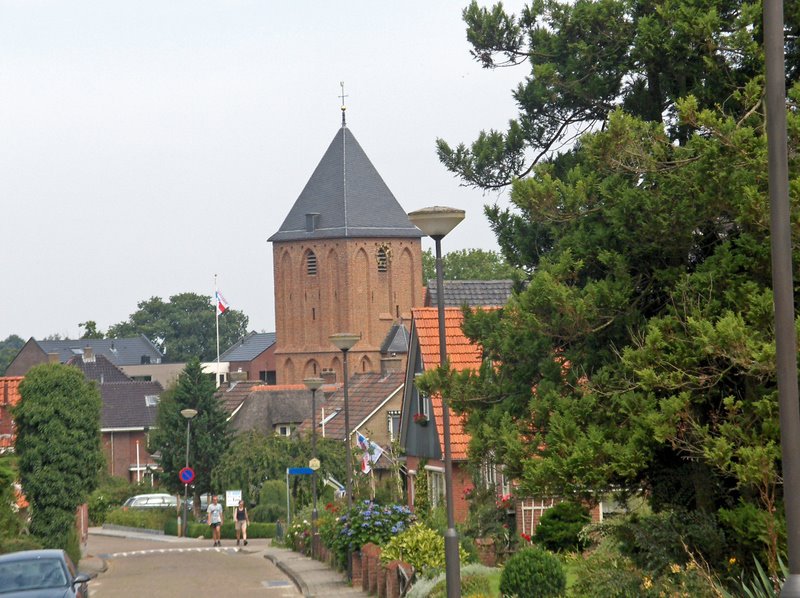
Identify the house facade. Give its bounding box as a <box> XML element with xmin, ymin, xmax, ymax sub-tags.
<box><xmin>399</xmin><ymin>307</ymin><xmax>478</xmax><ymax>523</ymax></box>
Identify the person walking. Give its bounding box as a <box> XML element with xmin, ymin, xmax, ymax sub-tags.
<box><xmin>207</xmin><ymin>495</ymin><xmax>224</xmax><ymax>547</ymax></box>
<box><xmin>234</xmin><ymin>499</ymin><xmax>249</xmax><ymax>546</ymax></box>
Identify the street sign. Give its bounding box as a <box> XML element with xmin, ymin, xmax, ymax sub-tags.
<box><xmin>225</xmin><ymin>490</ymin><xmax>242</xmax><ymax>508</ymax></box>
<box><xmin>309</xmin><ymin>458</ymin><xmax>320</xmax><ymax>471</ymax></box>
<box><xmin>179</xmin><ymin>467</ymin><xmax>195</xmax><ymax>485</ymax></box>
<box><xmin>287</xmin><ymin>467</ymin><xmax>313</xmax><ymax>475</ymax></box>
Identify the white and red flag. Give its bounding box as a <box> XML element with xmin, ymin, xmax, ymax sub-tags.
<box><xmin>215</xmin><ymin>291</ymin><xmax>229</xmax><ymax>315</ymax></box>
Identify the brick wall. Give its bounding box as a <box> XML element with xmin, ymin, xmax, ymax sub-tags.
<box><xmin>102</xmin><ymin>430</ymin><xmax>156</xmax><ymax>482</ymax></box>
<box><xmin>273</xmin><ymin>238</ymin><xmax>423</xmax><ymax>384</ymax></box>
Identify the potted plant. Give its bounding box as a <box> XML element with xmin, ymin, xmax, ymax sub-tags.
<box><xmin>413</xmin><ymin>413</ymin><xmax>429</xmax><ymax>426</ymax></box>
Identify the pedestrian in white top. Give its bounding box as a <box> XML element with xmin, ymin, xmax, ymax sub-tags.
<box><xmin>207</xmin><ymin>495</ymin><xmax>223</xmax><ymax>547</ymax></box>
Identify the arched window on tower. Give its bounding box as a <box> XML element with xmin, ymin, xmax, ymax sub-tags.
<box><xmin>306</xmin><ymin>251</ymin><xmax>317</xmax><ymax>276</ymax></box>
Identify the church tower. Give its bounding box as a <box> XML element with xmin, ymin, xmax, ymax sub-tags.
<box><xmin>268</xmin><ymin>113</ymin><xmax>424</xmax><ymax>384</ymax></box>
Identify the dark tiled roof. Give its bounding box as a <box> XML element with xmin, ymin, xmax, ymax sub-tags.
<box><xmin>214</xmin><ymin>381</ymin><xmax>270</xmax><ymax>417</ymax></box>
<box><xmin>379</xmin><ymin>322</ymin><xmax>410</xmax><ymax>355</ymax></box>
<box><xmin>230</xmin><ymin>386</ymin><xmax>317</xmax><ymax>435</ymax></box>
<box><xmin>298</xmin><ymin>372</ymin><xmax>404</xmax><ymax>441</ymax></box>
<box><xmin>65</xmin><ymin>353</ymin><xmax>132</xmax><ymax>384</ymax></box>
<box><xmin>98</xmin><ymin>381</ymin><xmax>163</xmax><ymax>429</ymax></box>
<box><xmin>424</xmin><ymin>280</ymin><xmax>514</xmax><ymax>308</ymax></box>
<box><xmin>220</xmin><ymin>332</ymin><xmax>276</xmax><ymax>362</ymax></box>
<box><xmin>268</xmin><ymin>126</ymin><xmax>422</xmax><ymax>243</ymax></box>
<box><xmin>35</xmin><ymin>335</ymin><xmax>163</xmax><ymax>366</ymax></box>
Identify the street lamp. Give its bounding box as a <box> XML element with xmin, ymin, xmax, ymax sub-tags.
<box><xmin>408</xmin><ymin>205</ymin><xmax>465</xmax><ymax>598</ymax></box>
<box><xmin>763</xmin><ymin>2</ymin><xmax>800</xmax><ymax>594</ymax></box>
<box><xmin>329</xmin><ymin>333</ymin><xmax>360</xmax><ymax>510</ymax></box>
<box><xmin>180</xmin><ymin>408</ymin><xmax>198</xmax><ymax>538</ymax></box>
<box><xmin>304</xmin><ymin>376</ymin><xmax>324</xmax><ymax>559</ymax></box>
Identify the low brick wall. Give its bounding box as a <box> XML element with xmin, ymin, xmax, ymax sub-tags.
<box><xmin>308</xmin><ymin>540</ymin><xmax>412</xmax><ymax>598</ymax></box>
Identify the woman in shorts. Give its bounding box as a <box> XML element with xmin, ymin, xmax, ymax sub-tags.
<box><xmin>235</xmin><ymin>499</ymin><xmax>249</xmax><ymax>546</ymax></box>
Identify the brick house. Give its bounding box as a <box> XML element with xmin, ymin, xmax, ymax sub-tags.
<box><xmin>268</xmin><ymin>120</ymin><xmax>424</xmax><ymax>385</ymax></box>
<box><xmin>218</xmin><ymin>331</ymin><xmax>277</xmax><ymax>384</ymax></box>
<box><xmin>67</xmin><ymin>349</ymin><xmax>163</xmax><ymax>482</ymax></box>
<box><xmin>399</xmin><ymin>307</ymin><xmax>477</xmax><ymax>523</ymax></box>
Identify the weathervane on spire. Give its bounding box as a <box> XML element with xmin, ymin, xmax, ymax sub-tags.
<box><xmin>339</xmin><ymin>81</ymin><xmax>348</xmax><ymax>126</ymax></box>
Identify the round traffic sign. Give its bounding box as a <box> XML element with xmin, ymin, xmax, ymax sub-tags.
<box><xmin>309</xmin><ymin>458</ymin><xmax>320</xmax><ymax>471</ymax></box>
<box><xmin>179</xmin><ymin>467</ymin><xmax>195</xmax><ymax>485</ymax></box>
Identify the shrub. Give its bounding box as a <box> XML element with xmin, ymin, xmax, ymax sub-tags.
<box><xmin>612</xmin><ymin>510</ymin><xmax>727</xmax><ymax>575</ymax></box>
<box><xmin>104</xmin><ymin>506</ymin><xmax>175</xmax><ymax>530</ymax></box>
<box><xmin>534</xmin><ymin>501</ymin><xmax>591</xmax><ymax>552</ymax></box>
<box><xmin>321</xmin><ymin>500</ymin><xmax>414</xmax><ymax>565</ymax></box>
<box><xmin>88</xmin><ymin>477</ymin><xmax>141</xmax><ymax>525</ymax></box>
<box><xmin>380</xmin><ymin>523</ymin><xmax>471</xmax><ymax>578</ymax></box>
<box><xmin>0</xmin><ymin>535</ymin><xmax>43</xmax><ymax>555</ymax></box>
<box><xmin>429</xmin><ymin>573</ymin><xmax>491</xmax><ymax>597</ymax></box>
<box><xmin>407</xmin><ymin>564</ymin><xmax>498</xmax><ymax>598</ymax></box>
<box><xmin>499</xmin><ymin>547</ymin><xmax>565</xmax><ymax>598</ymax></box>
<box><xmin>570</xmin><ymin>546</ymin><xmax>647</xmax><ymax>597</ymax></box>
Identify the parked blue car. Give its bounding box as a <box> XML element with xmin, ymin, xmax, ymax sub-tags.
<box><xmin>0</xmin><ymin>549</ymin><xmax>90</xmax><ymax>597</ymax></box>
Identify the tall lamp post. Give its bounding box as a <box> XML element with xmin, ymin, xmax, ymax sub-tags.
<box><xmin>180</xmin><ymin>408</ymin><xmax>198</xmax><ymax>538</ymax></box>
<box><xmin>329</xmin><ymin>333</ymin><xmax>360</xmax><ymax>510</ymax></box>
<box><xmin>304</xmin><ymin>376</ymin><xmax>324</xmax><ymax>559</ymax></box>
<box><xmin>763</xmin><ymin>0</ymin><xmax>800</xmax><ymax>594</ymax></box>
<box><xmin>408</xmin><ymin>206</ymin><xmax>465</xmax><ymax>598</ymax></box>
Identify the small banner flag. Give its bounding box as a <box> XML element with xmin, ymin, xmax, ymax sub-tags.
<box><xmin>215</xmin><ymin>291</ymin><xmax>229</xmax><ymax>315</ymax></box>
<box><xmin>356</xmin><ymin>431</ymin><xmax>384</xmax><ymax>474</ymax></box>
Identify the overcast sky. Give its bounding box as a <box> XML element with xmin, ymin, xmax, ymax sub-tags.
<box><xmin>0</xmin><ymin>0</ymin><xmax>526</xmax><ymax>341</ymax></box>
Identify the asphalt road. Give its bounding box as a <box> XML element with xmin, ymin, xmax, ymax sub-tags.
<box><xmin>83</xmin><ymin>534</ymin><xmax>300</xmax><ymax>598</ymax></box>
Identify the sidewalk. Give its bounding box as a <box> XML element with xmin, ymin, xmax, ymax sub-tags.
<box><xmin>84</xmin><ymin>526</ymin><xmax>368</xmax><ymax>597</ymax></box>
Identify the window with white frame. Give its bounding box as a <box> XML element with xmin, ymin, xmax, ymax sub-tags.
<box><xmin>387</xmin><ymin>410</ymin><xmax>401</xmax><ymax>442</ymax></box>
<box><xmin>427</xmin><ymin>468</ymin><xmax>446</xmax><ymax>508</ymax></box>
<box><xmin>276</xmin><ymin>425</ymin><xmax>292</xmax><ymax>437</ymax></box>
<box><xmin>417</xmin><ymin>392</ymin><xmax>430</xmax><ymax>418</ymax></box>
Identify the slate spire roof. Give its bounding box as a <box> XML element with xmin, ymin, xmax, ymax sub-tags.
<box><xmin>269</xmin><ymin>124</ymin><xmax>422</xmax><ymax>242</ymax></box>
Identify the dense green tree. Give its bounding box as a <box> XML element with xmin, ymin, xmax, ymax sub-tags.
<box><xmin>79</xmin><ymin>321</ymin><xmax>104</xmax><ymax>339</ymax></box>
<box><xmin>438</xmin><ymin>0</ymin><xmax>767</xmax><ymax>191</ymax></box>
<box><xmin>0</xmin><ymin>335</ymin><xmax>24</xmax><ymax>375</ymax></box>
<box><xmin>107</xmin><ymin>292</ymin><xmax>248</xmax><ymax>362</ymax></box>
<box><xmin>422</xmin><ymin>248</ymin><xmax>523</xmax><ymax>282</ymax></box>
<box><xmin>431</xmin><ymin>0</ymin><xmax>800</xmax><ymax>574</ymax></box>
<box><xmin>13</xmin><ymin>364</ymin><xmax>103</xmax><ymax>553</ymax></box>
<box><xmin>148</xmin><ymin>358</ymin><xmax>231</xmax><ymax>510</ymax></box>
<box><xmin>211</xmin><ymin>430</ymin><xmax>347</xmax><ymax>509</ymax></box>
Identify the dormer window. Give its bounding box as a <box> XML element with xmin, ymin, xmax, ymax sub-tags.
<box><xmin>306</xmin><ymin>251</ymin><xmax>317</xmax><ymax>276</ymax></box>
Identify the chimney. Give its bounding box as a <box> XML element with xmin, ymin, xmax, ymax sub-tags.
<box><xmin>47</xmin><ymin>352</ymin><xmax>60</xmax><ymax>364</ymax></box>
<box><xmin>321</xmin><ymin>369</ymin><xmax>336</xmax><ymax>385</ymax></box>
<box><xmin>83</xmin><ymin>346</ymin><xmax>95</xmax><ymax>363</ymax></box>
<box><xmin>381</xmin><ymin>356</ymin><xmax>402</xmax><ymax>376</ymax></box>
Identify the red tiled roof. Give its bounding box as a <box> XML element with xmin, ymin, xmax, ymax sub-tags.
<box><xmin>1</xmin><ymin>377</ymin><xmax>23</xmax><ymax>406</ymax></box>
<box><xmin>412</xmin><ymin>308</ymin><xmax>483</xmax><ymax>460</ymax></box>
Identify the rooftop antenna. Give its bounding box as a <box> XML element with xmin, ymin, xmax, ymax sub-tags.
<box><xmin>339</xmin><ymin>81</ymin><xmax>348</xmax><ymax>127</ymax></box>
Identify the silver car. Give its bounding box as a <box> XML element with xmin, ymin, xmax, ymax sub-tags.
<box><xmin>122</xmin><ymin>493</ymin><xmax>178</xmax><ymax>509</ymax></box>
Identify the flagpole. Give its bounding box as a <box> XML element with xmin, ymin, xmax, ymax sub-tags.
<box><xmin>215</xmin><ymin>273</ymin><xmax>221</xmax><ymax>388</ymax></box>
